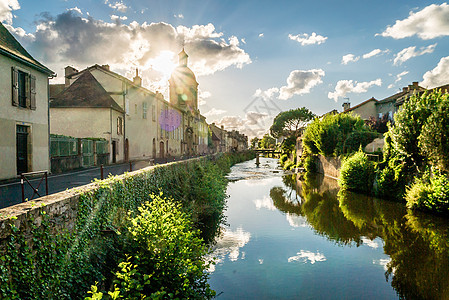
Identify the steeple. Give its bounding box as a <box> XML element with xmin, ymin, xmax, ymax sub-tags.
<box><xmin>178</xmin><ymin>48</ymin><xmax>188</xmax><ymax>66</ymax></box>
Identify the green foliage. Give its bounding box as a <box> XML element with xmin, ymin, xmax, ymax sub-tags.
<box><xmin>250</xmin><ymin>137</ymin><xmax>260</xmax><ymax>149</ymax></box>
<box><xmin>339</xmin><ymin>150</ymin><xmax>375</xmax><ymax>194</ymax></box>
<box><xmin>419</xmin><ymin>96</ymin><xmax>449</xmax><ymax>172</ymax></box>
<box><xmin>112</xmin><ymin>194</ymin><xmax>215</xmax><ymax>299</ymax></box>
<box><xmin>302</xmin><ymin>112</ymin><xmax>377</xmax><ymax>157</ymax></box>
<box><xmin>270</xmin><ymin>107</ymin><xmax>315</xmax><ymax>138</ymax></box>
<box><xmin>406</xmin><ymin>173</ymin><xmax>449</xmax><ymax>215</ymax></box>
<box><xmin>279</xmin><ymin>154</ymin><xmax>288</xmax><ymax>166</ymax></box>
<box><xmin>259</xmin><ymin>134</ymin><xmax>276</xmax><ymax>149</ymax></box>
<box><xmin>303</xmin><ymin>155</ymin><xmax>317</xmax><ymax>173</ymax></box>
<box><xmin>0</xmin><ymin>152</ymin><xmax>255</xmax><ymax>300</ymax></box>
<box><xmin>280</xmin><ymin>136</ymin><xmax>296</xmax><ymax>154</ymax></box>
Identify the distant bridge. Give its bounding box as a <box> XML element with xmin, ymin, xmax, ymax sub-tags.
<box><xmin>254</xmin><ymin>149</ymin><xmax>281</xmax><ymax>157</ymax></box>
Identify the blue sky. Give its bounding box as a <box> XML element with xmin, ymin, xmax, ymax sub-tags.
<box><xmin>2</xmin><ymin>0</ymin><xmax>449</xmax><ymax>137</ymax></box>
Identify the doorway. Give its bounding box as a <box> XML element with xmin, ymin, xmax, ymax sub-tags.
<box><xmin>112</xmin><ymin>140</ymin><xmax>117</xmax><ymax>163</ymax></box>
<box><xmin>16</xmin><ymin>125</ymin><xmax>29</xmax><ymax>174</ymax></box>
<box><xmin>152</xmin><ymin>138</ymin><xmax>156</xmax><ymax>158</ymax></box>
<box><xmin>159</xmin><ymin>141</ymin><xmax>164</xmax><ymax>159</ymax></box>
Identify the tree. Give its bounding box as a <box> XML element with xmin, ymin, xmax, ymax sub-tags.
<box><xmin>250</xmin><ymin>137</ymin><xmax>260</xmax><ymax>149</ymax></box>
<box><xmin>260</xmin><ymin>134</ymin><xmax>276</xmax><ymax>149</ymax></box>
<box><xmin>270</xmin><ymin>107</ymin><xmax>315</xmax><ymax>138</ymax></box>
<box><xmin>419</xmin><ymin>95</ymin><xmax>449</xmax><ymax>172</ymax></box>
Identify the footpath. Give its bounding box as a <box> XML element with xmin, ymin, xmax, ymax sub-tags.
<box><xmin>0</xmin><ymin>156</ymin><xmax>197</xmax><ymax>209</ymax></box>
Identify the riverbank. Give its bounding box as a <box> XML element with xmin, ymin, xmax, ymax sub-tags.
<box><xmin>0</xmin><ymin>151</ymin><xmax>255</xmax><ymax>299</ymax></box>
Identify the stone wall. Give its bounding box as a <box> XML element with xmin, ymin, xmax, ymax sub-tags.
<box><xmin>0</xmin><ymin>158</ymin><xmax>197</xmax><ymax>243</ymax></box>
<box><xmin>315</xmin><ymin>155</ymin><xmax>341</xmax><ymax>179</ymax></box>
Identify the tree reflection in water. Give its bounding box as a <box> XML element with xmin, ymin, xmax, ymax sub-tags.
<box><xmin>269</xmin><ymin>172</ymin><xmax>449</xmax><ymax>300</ymax></box>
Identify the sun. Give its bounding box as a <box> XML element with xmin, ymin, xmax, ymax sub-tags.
<box><xmin>150</xmin><ymin>50</ymin><xmax>177</xmax><ymax>78</ymax></box>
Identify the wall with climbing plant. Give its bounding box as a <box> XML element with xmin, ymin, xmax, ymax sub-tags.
<box><xmin>0</xmin><ymin>151</ymin><xmax>254</xmax><ymax>299</ymax></box>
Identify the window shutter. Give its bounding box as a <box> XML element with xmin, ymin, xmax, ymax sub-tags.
<box><xmin>25</xmin><ymin>73</ymin><xmax>31</xmax><ymax>108</ymax></box>
<box><xmin>30</xmin><ymin>75</ymin><xmax>36</xmax><ymax>110</ymax></box>
<box><xmin>11</xmin><ymin>67</ymin><xmax>18</xmax><ymax>106</ymax></box>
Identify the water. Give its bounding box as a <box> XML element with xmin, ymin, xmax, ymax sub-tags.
<box><xmin>208</xmin><ymin>157</ymin><xmax>449</xmax><ymax>299</ymax></box>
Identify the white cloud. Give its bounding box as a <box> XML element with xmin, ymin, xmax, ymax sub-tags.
<box><xmin>388</xmin><ymin>84</ymin><xmax>394</xmax><ymax>89</ymax></box>
<box><xmin>215</xmin><ymin>111</ymin><xmax>270</xmax><ymax>138</ymax></box>
<box><xmin>4</xmin><ymin>23</ymin><xmax>35</xmax><ymax>42</ymax></box>
<box><xmin>254</xmin><ymin>87</ymin><xmax>279</xmax><ymax>101</ymax></box>
<box><xmin>288</xmin><ymin>250</ymin><xmax>326</xmax><ymax>264</ymax></box>
<box><xmin>279</xmin><ymin>69</ymin><xmax>325</xmax><ymax>100</ymax></box>
<box><xmin>174</xmin><ymin>14</ymin><xmax>184</xmax><ymax>19</ymax></box>
<box><xmin>393</xmin><ymin>44</ymin><xmax>436</xmax><ymax>65</ymax></box>
<box><xmin>198</xmin><ymin>89</ymin><xmax>211</xmax><ymax>106</ymax></box>
<box><xmin>286</xmin><ymin>213</ymin><xmax>308</xmax><ymax>228</ymax></box>
<box><xmin>362</xmin><ymin>49</ymin><xmax>382</xmax><ymax>59</ymax></box>
<box><xmin>361</xmin><ymin>237</ymin><xmax>379</xmax><ymax>249</ymax></box>
<box><xmin>378</xmin><ymin>3</ymin><xmax>449</xmax><ymax>40</ymax></box>
<box><xmin>373</xmin><ymin>258</ymin><xmax>391</xmax><ymax>271</ymax></box>
<box><xmin>421</xmin><ymin>56</ymin><xmax>449</xmax><ymax>88</ymax></box>
<box><xmin>241</xmin><ymin>38</ymin><xmax>246</xmax><ymax>44</ymax></box>
<box><xmin>253</xmin><ymin>195</ymin><xmax>276</xmax><ymax>211</ymax></box>
<box><xmin>67</xmin><ymin>7</ymin><xmax>82</xmax><ymax>15</ymax></box>
<box><xmin>203</xmin><ymin>108</ymin><xmax>226</xmax><ymax>117</ymax></box>
<box><xmin>342</xmin><ymin>54</ymin><xmax>360</xmax><ymax>65</ymax></box>
<box><xmin>288</xmin><ymin>32</ymin><xmax>327</xmax><ymax>46</ymax></box>
<box><xmin>328</xmin><ymin>78</ymin><xmax>382</xmax><ymax>102</ymax></box>
<box><xmin>16</xmin><ymin>11</ymin><xmax>250</xmax><ymax>89</ymax></box>
<box><xmin>205</xmin><ymin>227</ymin><xmax>251</xmax><ymax>272</ymax></box>
<box><xmin>106</xmin><ymin>0</ymin><xmax>128</xmax><ymax>12</ymax></box>
<box><xmin>395</xmin><ymin>70</ymin><xmax>409</xmax><ymax>82</ymax></box>
<box><xmin>111</xmin><ymin>14</ymin><xmax>127</xmax><ymax>21</ymax></box>
<box><xmin>0</xmin><ymin>0</ymin><xmax>19</xmax><ymax>25</ymax></box>
<box><xmin>259</xmin><ymin>33</ymin><xmax>264</xmax><ymax>37</ymax></box>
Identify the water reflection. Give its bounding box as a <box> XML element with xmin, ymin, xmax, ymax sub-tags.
<box><xmin>270</xmin><ymin>172</ymin><xmax>449</xmax><ymax>300</ymax></box>
<box><xmin>207</xmin><ymin>227</ymin><xmax>251</xmax><ymax>272</ymax></box>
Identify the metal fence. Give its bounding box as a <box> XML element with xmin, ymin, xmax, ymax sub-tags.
<box><xmin>82</xmin><ymin>139</ymin><xmax>94</xmax><ymax>167</ymax></box>
<box><xmin>50</xmin><ymin>136</ymin><xmax>78</xmax><ymax>157</ymax></box>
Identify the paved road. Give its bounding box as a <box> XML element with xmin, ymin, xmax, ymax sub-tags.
<box><xmin>0</xmin><ymin>155</ymin><xmax>202</xmax><ymax>209</ymax></box>
<box><xmin>0</xmin><ymin>161</ymin><xmax>154</xmax><ymax>209</ymax></box>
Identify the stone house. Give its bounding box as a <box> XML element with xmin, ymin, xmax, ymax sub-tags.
<box><xmin>51</xmin><ymin>64</ymin><xmax>184</xmax><ymax>162</ymax></box>
<box><xmin>0</xmin><ymin>23</ymin><xmax>54</xmax><ymax>180</ymax></box>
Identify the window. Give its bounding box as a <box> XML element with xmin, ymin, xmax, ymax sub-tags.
<box><xmin>143</xmin><ymin>102</ymin><xmax>148</xmax><ymax>119</ymax></box>
<box><xmin>152</xmin><ymin>104</ymin><xmax>156</xmax><ymax>121</ymax></box>
<box><xmin>117</xmin><ymin>117</ymin><xmax>123</xmax><ymax>135</ymax></box>
<box><xmin>389</xmin><ymin>111</ymin><xmax>393</xmax><ymax>120</ymax></box>
<box><xmin>378</xmin><ymin>112</ymin><xmax>383</xmax><ymax>119</ymax></box>
<box><xmin>12</xmin><ymin>67</ymin><xmax>36</xmax><ymax>110</ymax></box>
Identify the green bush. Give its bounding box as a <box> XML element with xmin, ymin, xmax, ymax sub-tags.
<box><xmin>283</xmin><ymin>160</ymin><xmax>295</xmax><ymax>170</ymax></box>
<box><xmin>339</xmin><ymin>150</ymin><xmax>375</xmax><ymax>194</ymax></box>
<box><xmin>304</xmin><ymin>155</ymin><xmax>317</xmax><ymax>173</ymax></box>
<box><xmin>280</xmin><ymin>154</ymin><xmax>288</xmax><ymax>166</ymax></box>
<box><xmin>302</xmin><ymin>112</ymin><xmax>377</xmax><ymax>157</ymax></box>
<box><xmin>113</xmin><ymin>193</ymin><xmax>215</xmax><ymax>299</ymax></box>
<box><xmin>406</xmin><ymin>173</ymin><xmax>449</xmax><ymax>215</ymax></box>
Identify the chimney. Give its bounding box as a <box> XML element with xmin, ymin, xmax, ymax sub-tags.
<box><xmin>133</xmin><ymin>68</ymin><xmax>142</xmax><ymax>86</ymax></box>
<box><xmin>342</xmin><ymin>101</ymin><xmax>350</xmax><ymax>111</ymax></box>
<box><xmin>221</xmin><ymin>125</ymin><xmax>224</xmax><ymax>130</ymax></box>
<box><xmin>412</xmin><ymin>81</ymin><xmax>419</xmax><ymax>87</ymax></box>
<box><xmin>101</xmin><ymin>64</ymin><xmax>110</xmax><ymax>71</ymax></box>
<box><xmin>403</xmin><ymin>87</ymin><xmax>408</xmax><ymax>92</ymax></box>
<box><xmin>64</xmin><ymin>66</ymin><xmax>78</xmax><ymax>87</ymax></box>
<box><xmin>155</xmin><ymin>91</ymin><xmax>164</xmax><ymax>100</ymax></box>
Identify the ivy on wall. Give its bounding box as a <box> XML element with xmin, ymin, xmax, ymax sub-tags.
<box><xmin>0</xmin><ymin>152</ymin><xmax>255</xmax><ymax>299</ymax></box>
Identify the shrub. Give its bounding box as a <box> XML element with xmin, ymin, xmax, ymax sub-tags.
<box><xmin>406</xmin><ymin>173</ymin><xmax>449</xmax><ymax>215</ymax></box>
<box><xmin>375</xmin><ymin>157</ymin><xmax>407</xmax><ymax>201</ymax></box>
<box><xmin>339</xmin><ymin>150</ymin><xmax>375</xmax><ymax>194</ymax></box>
<box><xmin>304</xmin><ymin>155</ymin><xmax>317</xmax><ymax>173</ymax></box>
<box><xmin>302</xmin><ymin>112</ymin><xmax>377</xmax><ymax>157</ymax></box>
<box><xmin>283</xmin><ymin>160</ymin><xmax>295</xmax><ymax>170</ymax></box>
<box><xmin>113</xmin><ymin>193</ymin><xmax>215</xmax><ymax>299</ymax></box>
<box><xmin>280</xmin><ymin>154</ymin><xmax>288</xmax><ymax>166</ymax></box>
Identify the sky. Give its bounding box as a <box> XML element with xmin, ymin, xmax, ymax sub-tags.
<box><xmin>2</xmin><ymin>0</ymin><xmax>449</xmax><ymax>138</ymax></box>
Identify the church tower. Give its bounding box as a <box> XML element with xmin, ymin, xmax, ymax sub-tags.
<box><xmin>169</xmin><ymin>48</ymin><xmax>199</xmax><ymax>112</ymax></box>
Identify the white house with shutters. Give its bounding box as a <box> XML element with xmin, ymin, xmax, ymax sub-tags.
<box><xmin>0</xmin><ymin>23</ymin><xmax>54</xmax><ymax>180</ymax></box>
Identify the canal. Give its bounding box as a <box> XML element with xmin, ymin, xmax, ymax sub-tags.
<box><xmin>208</xmin><ymin>157</ymin><xmax>449</xmax><ymax>299</ymax></box>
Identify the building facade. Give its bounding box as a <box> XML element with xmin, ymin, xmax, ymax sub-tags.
<box><xmin>0</xmin><ymin>23</ymin><xmax>54</xmax><ymax>180</ymax></box>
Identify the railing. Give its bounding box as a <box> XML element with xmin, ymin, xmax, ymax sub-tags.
<box><xmin>20</xmin><ymin>170</ymin><xmax>48</xmax><ymax>202</ymax></box>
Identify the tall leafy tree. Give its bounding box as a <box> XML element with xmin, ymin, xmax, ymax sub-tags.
<box><xmin>270</xmin><ymin>107</ymin><xmax>315</xmax><ymax>138</ymax></box>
